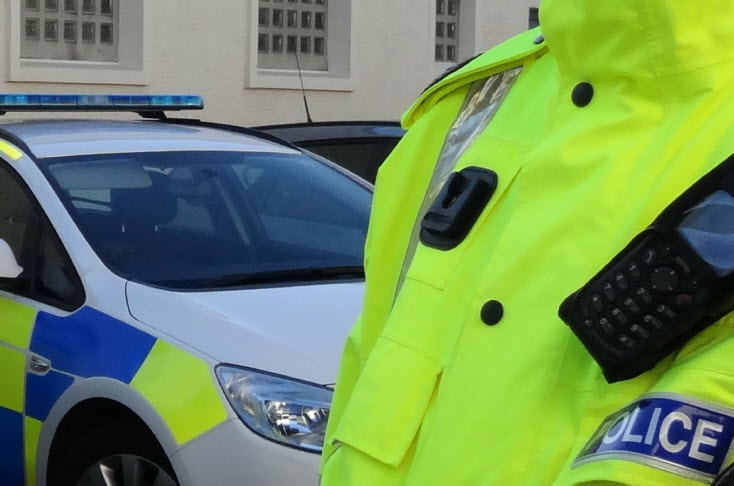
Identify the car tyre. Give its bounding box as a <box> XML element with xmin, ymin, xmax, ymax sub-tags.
<box><xmin>50</xmin><ymin>420</ymin><xmax>178</xmax><ymax>486</ymax></box>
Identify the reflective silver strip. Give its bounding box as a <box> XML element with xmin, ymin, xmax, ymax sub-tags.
<box><xmin>394</xmin><ymin>66</ymin><xmax>523</xmax><ymax>299</ymax></box>
<box><xmin>573</xmin><ymin>450</ymin><xmax>712</xmax><ymax>483</ymax></box>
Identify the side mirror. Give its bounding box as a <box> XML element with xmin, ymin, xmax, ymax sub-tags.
<box><xmin>0</xmin><ymin>240</ymin><xmax>22</xmax><ymax>279</ymax></box>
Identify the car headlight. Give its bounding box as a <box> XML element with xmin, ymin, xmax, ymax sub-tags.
<box><xmin>215</xmin><ymin>365</ymin><xmax>332</xmax><ymax>453</ymax></box>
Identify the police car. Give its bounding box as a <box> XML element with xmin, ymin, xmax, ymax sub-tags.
<box><xmin>0</xmin><ymin>94</ymin><xmax>370</xmax><ymax>486</ymax></box>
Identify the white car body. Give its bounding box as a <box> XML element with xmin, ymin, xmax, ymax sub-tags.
<box><xmin>0</xmin><ymin>119</ymin><xmax>367</xmax><ymax>486</ymax></box>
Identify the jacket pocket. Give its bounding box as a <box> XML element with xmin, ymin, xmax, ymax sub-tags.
<box><xmin>331</xmin><ymin>336</ymin><xmax>442</xmax><ymax>467</ymax></box>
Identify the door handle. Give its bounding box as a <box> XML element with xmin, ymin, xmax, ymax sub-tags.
<box><xmin>29</xmin><ymin>355</ymin><xmax>51</xmax><ymax>375</ymax></box>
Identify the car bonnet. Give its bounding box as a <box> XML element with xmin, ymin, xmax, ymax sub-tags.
<box><xmin>124</xmin><ymin>279</ymin><xmax>364</xmax><ymax>385</ymax></box>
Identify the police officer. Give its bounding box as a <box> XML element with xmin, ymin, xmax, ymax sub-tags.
<box><xmin>321</xmin><ymin>0</ymin><xmax>734</xmax><ymax>484</ymax></box>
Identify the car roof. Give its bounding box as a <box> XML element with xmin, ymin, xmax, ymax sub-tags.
<box><xmin>254</xmin><ymin>121</ymin><xmax>405</xmax><ymax>144</ymax></box>
<box><xmin>0</xmin><ymin>119</ymin><xmax>301</xmax><ymax>159</ymax></box>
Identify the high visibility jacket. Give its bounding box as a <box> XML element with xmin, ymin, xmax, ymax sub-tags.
<box><xmin>320</xmin><ymin>0</ymin><xmax>734</xmax><ymax>484</ymax></box>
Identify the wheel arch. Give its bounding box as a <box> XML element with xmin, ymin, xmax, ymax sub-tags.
<box><xmin>36</xmin><ymin>376</ymin><xmax>183</xmax><ymax>486</ymax></box>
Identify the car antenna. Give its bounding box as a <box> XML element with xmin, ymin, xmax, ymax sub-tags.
<box><xmin>294</xmin><ymin>49</ymin><xmax>314</xmax><ymax>123</ymax></box>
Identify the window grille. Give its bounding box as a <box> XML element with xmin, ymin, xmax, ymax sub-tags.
<box><xmin>435</xmin><ymin>0</ymin><xmax>460</xmax><ymax>62</ymax></box>
<box><xmin>21</xmin><ymin>0</ymin><xmax>119</xmax><ymax>61</ymax></box>
<box><xmin>258</xmin><ymin>0</ymin><xmax>328</xmax><ymax>71</ymax></box>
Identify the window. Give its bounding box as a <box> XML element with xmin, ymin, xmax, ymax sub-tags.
<box><xmin>41</xmin><ymin>151</ymin><xmax>371</xmax><ymax>289</ymax></box>
<box><xmin>10</xmin><ymin>0</ymin><xmax>148</xmax><ymax>85</ymax></box>
<box><xmin>529</xmin><ymin>7</ymin><xmax>539</xmax><ymax>29</ymax></box>
<box><xmin>434</xmin><ymin>0</ymin><xmax>475</xmax><ymax>65</ymax></box>
<box><xmin>258</xmin><ymin>0</ymin><xmax>328</xmax><ymax>71</ymax></box>
<box><xmin>435</xmin><ymin>0</ymin><xmax>460</xmax><ymax>62</ymax></box>
<box><xmin>0</xmin><ymin>164</ymin><xmax>84</xmax><ymax>310</ymax></box>
<box><xmin>248</xmin><ymin>0</ymin><xmax>352</xmax><ymax>91</ymax></box>
<box><xmin>302</xmin><ymin>139</ymin><xmax>401</xmax><ymax>184</ymax></box>
<box><xmin>21</xmin><ymin>0</ymin><xmax>118</xmax><ymax>61</ymax></box>
<box><xmin>235</xmin><ymin>157</ymin><xmax>370</xmax><ymax>258</ymax></box>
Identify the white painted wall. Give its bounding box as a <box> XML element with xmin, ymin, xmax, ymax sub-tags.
<box><xmin>0</xmin><ymin>0</ymin><xmax>539</xmax><ymax>126</ymax></box>
<box><xmin>475</xmin><ymin>0</ymin><xmax>540</xmax><ymax>52</ymax></box>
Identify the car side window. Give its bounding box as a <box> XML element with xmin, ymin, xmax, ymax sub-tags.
<box><xmin>302</xmin><ymin>138</ymin><xmax>401</xmax><ymax>183</ymax></box>
<box><xmin>0</xmin><ymin>162</ymin><xmax>84</xmax><ymax>310</ymax></box>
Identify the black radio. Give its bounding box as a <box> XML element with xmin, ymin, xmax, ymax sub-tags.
<box><xmin>559</xmin><ymin>155</ymin><xmax>734</xmax><ymax>383</ymax></box>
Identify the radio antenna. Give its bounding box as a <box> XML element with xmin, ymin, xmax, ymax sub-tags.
<box><xmin>294</xmin><ymin>49</ymin><xmax>314</xmax><ymax>123</ymax></box>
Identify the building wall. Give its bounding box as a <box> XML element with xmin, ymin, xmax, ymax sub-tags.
<box><xmin>0</xmin><ymin>0</ymin><xmax>539</xmax><ymax>126</ymax></box>
<box><xmin>476</xmin><ymin>0</ymin><xmax>540</xmax><ymax>51</ymax></box>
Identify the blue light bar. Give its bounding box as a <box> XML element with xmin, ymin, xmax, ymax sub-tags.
<box><xmin>0</xmin><ymin>94</ymin><xmax>204</xmax><ymax>114</ymax></box>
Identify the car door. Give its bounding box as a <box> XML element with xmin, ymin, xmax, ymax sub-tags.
<box><xmin>0</xmin><ymin>158</ymin><xmax>85</xmax><ymax>486</ymax></box>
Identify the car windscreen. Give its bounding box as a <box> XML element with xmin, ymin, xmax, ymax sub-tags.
<box><xmin>39</xmin><ymin>151</ymin><xmax>372</xmax><ymax>289</ymax></box>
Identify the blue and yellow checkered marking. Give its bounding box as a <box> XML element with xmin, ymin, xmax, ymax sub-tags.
<box><xmin>0</xmin><ymin>301</ymin><xmax>226</xmax><ymax>485</ymax></box>
<box><xmin>0</xmin><ymin>304</ymin><xmax>159</xmax><ymax>486</ymax></box>
<box><xmin>0</xmin><ymin>407</ymin><xmax>25</xmax><ymax>486</ymax></box>
<box><xmin>25</xmin><ymin>371</ymin><xmax>75</xmax><ymax>422</ymax></box>
<box><xmin>30</xmin><ymin>307</ymin><xmax>156</xmax><ymax>382</ymax></box>
<box><xmin>0</xmin><ymin>346</ymin><xmax>26</xmax><ymax>413</ymax></box>
<box><xmin>0</xmin><ymin>140</ymin><xmax>23</xmax><ymax>161</ymax></box>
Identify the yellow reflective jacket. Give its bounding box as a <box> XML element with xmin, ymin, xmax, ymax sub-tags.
<box><xmin>321</xmin><ymin>0</ymin><xmax>734</xmax><ymax>484</ymax></box>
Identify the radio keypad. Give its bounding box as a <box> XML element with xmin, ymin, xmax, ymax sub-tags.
<box><xmin>579</xmin><ymin>237</ymin><xmax>710</xmax><ymax>355</ymax></box>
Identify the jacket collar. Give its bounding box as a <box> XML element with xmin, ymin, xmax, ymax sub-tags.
<box><xmin>540</xmin><ymin>0</ymin><xmax>734</xmax><ymax>98</ymax></box>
